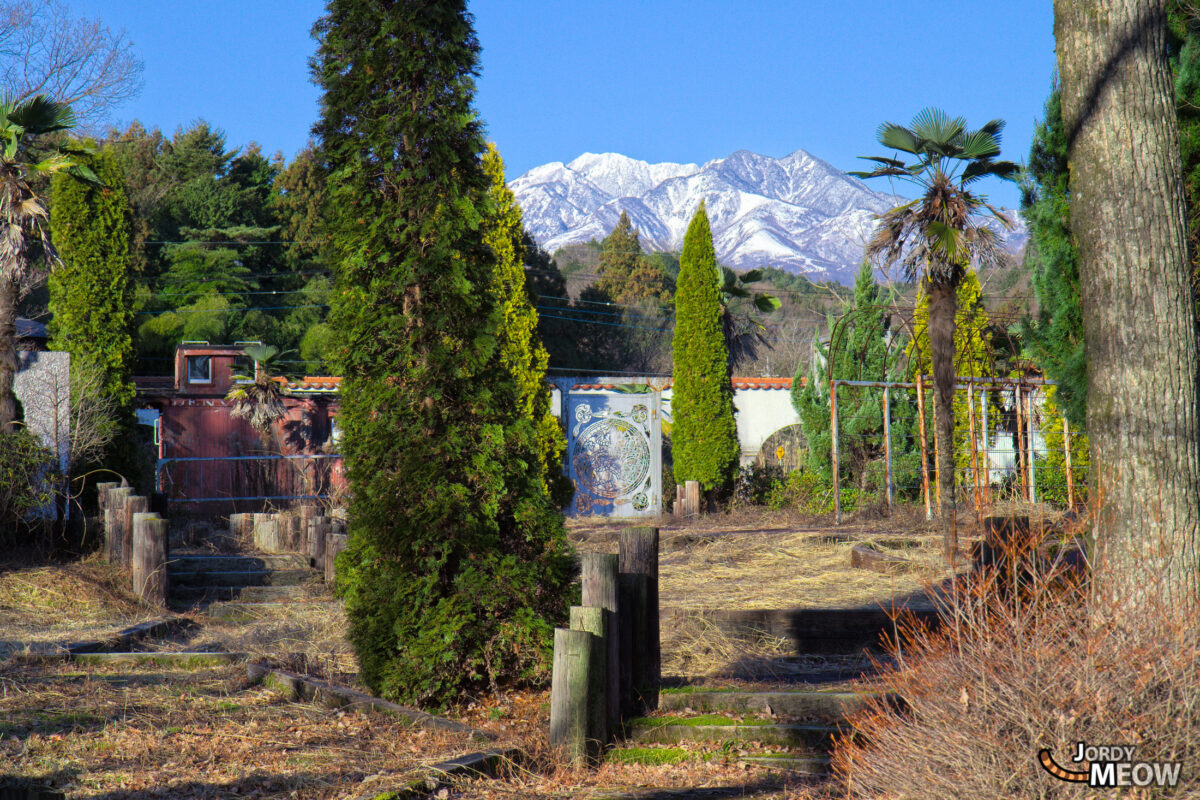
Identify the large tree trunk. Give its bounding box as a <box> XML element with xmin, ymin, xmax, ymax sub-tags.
<box><xmin>926</xmin><ymin>278</ymin><xmax>958</xmax><ymax>558</ymax></box>
<box><xmin>0</xmin><ymin>275</ymin><xmax>19</xmax><ymax>433</ymax></box>
<box><xmin>1056</xmin><ymin>0</ymin><xmax>1200</xmax><ymax>603</ymax></box>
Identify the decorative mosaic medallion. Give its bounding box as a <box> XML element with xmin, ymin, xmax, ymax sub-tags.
<box><xmin>571</xmin><ymin>416</ymin><xmax>652</xmax><ymax>499</ymax></box>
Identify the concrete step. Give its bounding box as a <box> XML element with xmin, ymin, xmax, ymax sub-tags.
<box><xmin>626</xmin><ymin>715</ymin><xmax>842</xmax><ymax>750</ymax></box>
<box><xmin>168</xmin><ymin>553</ymin><xmax>312</xmax><ymax>572</ymax></box>
<box><xmin>658</xmin><ymin>688</ymin><xmax>890</xmax><ymax>721</ymax></box>
<box><xmin>168</xmin><ymin>568</ymin><xmax>318</xmax><ymax>588</ymax></box>
<box><xmin>168</xmin><ymin>584</ymin><xmax>315</xmax><ymax>606</ymax></box>
<box><xmin>604</xmin><ymin>744</ymin><xmax>830</xmax><ymax>776</ymax></box>
<box><xmin>201</xmin><ymin>600</ymin><xmax>340</xmax><ymax>621</ymax></box>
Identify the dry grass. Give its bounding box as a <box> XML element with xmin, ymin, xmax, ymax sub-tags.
<box><xmin>571</xmin><ymin>513</ymin><xmax>957</xmax><ymax>612</ymax></box>
<box><xmin>0</xmin><ymin>659</ymin><xmax>485</xmax><ymax>799</ymax></box>
<box><xmin>833</xmin><ymin>532</ymin><xmax>1200</xmax><ymax>799</ymax></box>
<box><xmin>0</xmin><ymin>556</ymin><xmax>157</xmax><ymax>660</ymax></box>
<box><xmin>165</xmin><ymin>598</ymin><xmax>360</xmax><ymax>684</ymax></box>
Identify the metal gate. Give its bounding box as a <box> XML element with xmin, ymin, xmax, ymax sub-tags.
<box><xmin>565</xmin><ymin>389</ymin><xmax>662</xmax><ymax>517</ymax></box>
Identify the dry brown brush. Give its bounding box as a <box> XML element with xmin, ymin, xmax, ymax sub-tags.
<box><xmin>835</xmin><ymin>531</ymin><xmax>1200</xmax><ymax>799</ymax></box>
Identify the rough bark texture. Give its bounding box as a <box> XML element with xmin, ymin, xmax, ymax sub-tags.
<box><xmin>1056</xmin><ymin>0</ymin><xmax>1200</xmax><ymax>600</ymax></box>
<box><xmin>926</xmin><ymin>278</ymin><xmax>958</xmax><ymax>552</ymax></box>
<box><xmin>0</xmin><ymin>276</ymin><xmax>18</xmax><ymax>431</ymax></box>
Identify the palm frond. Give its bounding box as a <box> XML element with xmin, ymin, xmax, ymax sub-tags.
<box><xmin>7</xmin><ymin>96</ymin><xmax>74</xmax><ymax>135</ymax></box>
<box><xmin>876</xmin><ymin>123</ymin><xmax>921</xmax><ymax>154</ymax></box>
<box><xmin>910</xmin><ymin>107</ymin><xmax>965</xmax><ymax>145</ymax></box>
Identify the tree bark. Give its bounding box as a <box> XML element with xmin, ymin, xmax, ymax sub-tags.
<box><xmin>0</xmin><ymin>275</ymin><xmax>19</xmax><ymax>432</ymax></box>
<box><xmin>1056</xmin><ymin>0</ymin><xmax>1200</xmax><ymax>602</ymax></box>
<box><xmin>927</xmin><ymin>278</ymin><xmax>958</xmax><ymax>556</ymax></box>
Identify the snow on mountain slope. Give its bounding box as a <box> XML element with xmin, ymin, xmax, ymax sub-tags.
<box><xmin>510</xmin><ymin>148</ymin><xmax>1026</xmax><ymax>284</ymax></box>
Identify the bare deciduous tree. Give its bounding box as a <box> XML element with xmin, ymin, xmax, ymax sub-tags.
<box><xmin>0</xmin><ymin>0</ymin><xmax>142</xmax><ymax>130</ymax></box>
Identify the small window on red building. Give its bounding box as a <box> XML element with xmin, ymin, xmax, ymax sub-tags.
<box><xmin>187</xmin><ymin>355</ymin><xmax>211</xmax><ymax>384</ymax></box>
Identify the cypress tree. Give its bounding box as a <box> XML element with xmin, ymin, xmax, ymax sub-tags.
<box><xmin>48</xmin><ymin>147</ymin><xmax>136</xmax><ymax>411</ymax></box>
<box><xmin>671</xmin><ymin>203</ymin><xmax>739</xmax><ymax>495</ymax></box>
<box><xmin>313</xmin><ymin>0</ymin><xmax>571</xmax><ymax>705</ymax></box>
<box><xmin>1021</xmin><ymin>89</ymin><xmax>1086</xmax><ymax>428</ymax></box>
<box><xmin>481</xmin><ymin>143</ymin><xmax>569</xmax><ymax>504</ymax></box>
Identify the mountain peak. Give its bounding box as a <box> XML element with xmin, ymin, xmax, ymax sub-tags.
<box><xmin>511</xmin><ymin>148</ymin><xmax>1026</xmax><ymax>283</ymax></box>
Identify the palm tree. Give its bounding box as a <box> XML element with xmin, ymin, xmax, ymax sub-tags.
<box><xmin>719</xmin><ymin>267</ymin><xmax>781</xmax><ymax>372</ymax></box>
<box><xmin>226</xmin><ymin>344</ymin><xmax>291</xmax><ymax>446</ymax></box>
<box><xmin>849</xmin><ymin>108</ymin><xmax>1018</xmax><ymax>555</ymax></box>
<box><xmin>0</xmin><ymin>94</ymin><xmax>97</xmax><ymax>432</ymax></box>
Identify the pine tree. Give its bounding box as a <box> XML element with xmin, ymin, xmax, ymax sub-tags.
<box><xmin>481</xmin><ymin>144</ymin><xmax>569</xmax><ymax>504</ymax></box>
<box><xmin>48</xmin><ymin>147</ymin><xmax>136</xmax><ymax>410</ymax></box>
<box><xmin>313</xmin><ymin>0</ymin><xmax>571</xmax><ymax>705</ymax></box>
<box><xmin>671</xmin><ymin>203</ymin><xmax>739</xmax><ymax>496</ymax></box>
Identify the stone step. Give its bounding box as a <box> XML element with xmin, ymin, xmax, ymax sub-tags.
<box><xmin>168</xmin><ymin>585</ymin><xmax>315</xmax><ymax>605</ymax></box>
<box><xmin>626</xmin><ymin>715</ymin><xmax>842</xmax><ymax>750</ymax></box>
<box><xmin>168</xmin><ymin>553</ymin><xmax>312</xmax><ymax>572</ymax></box>
<box><xmin>168</xmin><ymin>568</ymin><xmax>318</xmax><ymax>588</ymax></box>
<box><xmin>658</xmin><ymin>688</ymin><xmax>890</xmax><ymax>721</ymax></box>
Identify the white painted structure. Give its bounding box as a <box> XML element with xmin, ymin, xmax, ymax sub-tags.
<box><xmin>549</xmin><ymin>376</ymin><xmax>801</xmax><ymax>468</ymax></box>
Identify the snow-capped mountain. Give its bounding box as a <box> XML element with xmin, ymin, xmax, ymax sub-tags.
<box><xmin>510</xmin><ymin>149</ymin><xmax>1027</xmax><ymax>284</ymax></box>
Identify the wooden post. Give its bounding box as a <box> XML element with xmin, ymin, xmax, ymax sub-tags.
<box><xmin>830</xmin><ymin>380</ymin><xmax>841</xmax><ymax>524</ymax></box>
<box><xmin>122</xmin><ymin>495</ymin><xmax>148</xmax><ymax>568</ymax></box>
<box><xmin>1063</xmin><ymin>416</ymin><xmax>1075</xmax><ymax>509</ymax></box>
<box><xmin>916</xmin><ymin>373</ymin><xmax>931</xmax><ymax>521</ymax></box>
<box><xmin>619</xmin><ymin>526</ymin><xmax>659</xmax><ymax>714</ymax></box>
<box><xmin>104</xmin><ymin>486</ymin><xmax>133</xmax><ymax>564</ymax></box>
<box><xmin>683</xmin><ymin>480</ymin><xmax>700</xmax><ymax>517</ymax></box>
<box><xmin>674</xmin><ymin>485</ymin><xmax>683</xmax><ymax>517</ymax></box>
<box><xmin>980</xmin><ymin>387</ymin><xmax>992</xmax><ymax>507</ymax></box>
<box><xmin>309</xmin><ymin>516</ymin><xmax>330</xmax><ymax>570</ymax></box>
<box><xmin>550</xmin><ymin>627</ymin><xmax>597</xmax><ymax>766</ymax></box>
<box><xmin>1027</xmin><ymin>388</ymin><xmax>1037</xmax><ymax>504</ymax></box>
<box><xmin>95</xmin><ymin>481</ymin><xmax>119</xmax><ymax>519</ymax></box>
<box><xmin>253</xmin><ymin>513</ymin><xmax>275</xmax><ymax>552</ymax></box>
<box><xmin>882</xmin><ymin>386</ymin><xmax>893</xmax><ymax>513</ymax></box>
<box><xmin>569</xmin><ymin>606</ymin><xmax>609</xmax><ymax>749</ymax></box>
<box><xmin>968</xmin><ymin>383</ymin><xmax>981</xmax><ymax>515</ymax></box>
<box><xmin>132</xmin><ymin>512</ymin><xmax>168</xmax><ymax>606</ymax></box>
<box><xmin>1015</xmin><ymin>384</ymin><xmax>1027</xmax><ymax>500</ymax></box>
<box><xmin>325</xmin><ymin>531</ymin><xmax>349</xmax><ymax>585</ymax></box>
<box><xmin>581</xmin><ymin>552</ymin><xmax>620</xmax><ymax>733</ymax></box>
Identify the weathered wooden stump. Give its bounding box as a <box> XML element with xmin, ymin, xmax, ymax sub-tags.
<box><xmin>132</xmin><ymin>512</ymin><xmax>168</xmax><ymax>606</ymax></box>
<box><xmin>325</xmin><ymin>531</ymin><xmax>349</xmax><ymax>584</ymax></box>
<box><xmin>619</xmin><ymin>526</ymin><xmax>659</xmax><ymax>714</ymax></box>
<box><xmin>850</xmin><ymin>544</ymin><xmax>912</xmax><ymax>575</ymax></box>
<box><xmin>550</xmin><ymin>627</ymin><xmax>600</xmax><ymax>766</ymax></box>
<box><xmin>569</xmin><ymin>605</ymin><xmax>609</xmax><ymax>748</ymax></box>
<box><xmin>581</xmin><ymin>552</ymin><xmax>620</xmax><ymax>733</ymax></box>
<box><xmin>309</xmin><ymin>516</ymin><xmax>330</xmax><ymax>569</ymax></box>
<box><xmin>122</xmin><ymin>495</ymin><xmax>148</xmax><ymax>568</ymax></box>
<box><xmin>103</xmin><ymin>486</ymin><xmax>133</xmax><ymax>564</ymax></box>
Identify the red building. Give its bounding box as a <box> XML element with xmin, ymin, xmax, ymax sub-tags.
<box><xmin>135</xmin><ymin>343</ymin><xmax>343</xmax><ymax>515</ymax></box>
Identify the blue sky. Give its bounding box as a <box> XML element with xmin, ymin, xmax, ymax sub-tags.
<box><xmin>74</xmin><ymin>1</ymin><xmax>1056</xmax><ymax>210</ymax></box>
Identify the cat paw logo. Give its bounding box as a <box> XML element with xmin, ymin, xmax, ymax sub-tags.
<box><xmin>1039</xmin><ymin>743</ymin><xmax>1182</xmax><ymax>788</ymax></box>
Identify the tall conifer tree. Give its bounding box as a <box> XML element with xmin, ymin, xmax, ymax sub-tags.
<box><xmin>481</xmin><ymin>144</ymin><xmax>569</xmax><ymax>504</ymax></box>
<box><xmin>313</xmin><ymin>0</ymin><xmax>570</xmax><ymax>704</ymax></box>
<box><xmin>671</xmin><ymin>203</ymin><xmax>739</xmax><ymax>496</ymax></box>
<box><xmin>49</xmin><ymin>148</ymin><xmax>136</xmax><ymax>410</ymax></box>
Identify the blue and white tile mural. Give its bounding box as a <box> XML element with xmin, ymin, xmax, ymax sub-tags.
<box><xmin>565</xmin><ymin>389</ymin><xmax>662</xmax><ymax>518</ymax></box>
